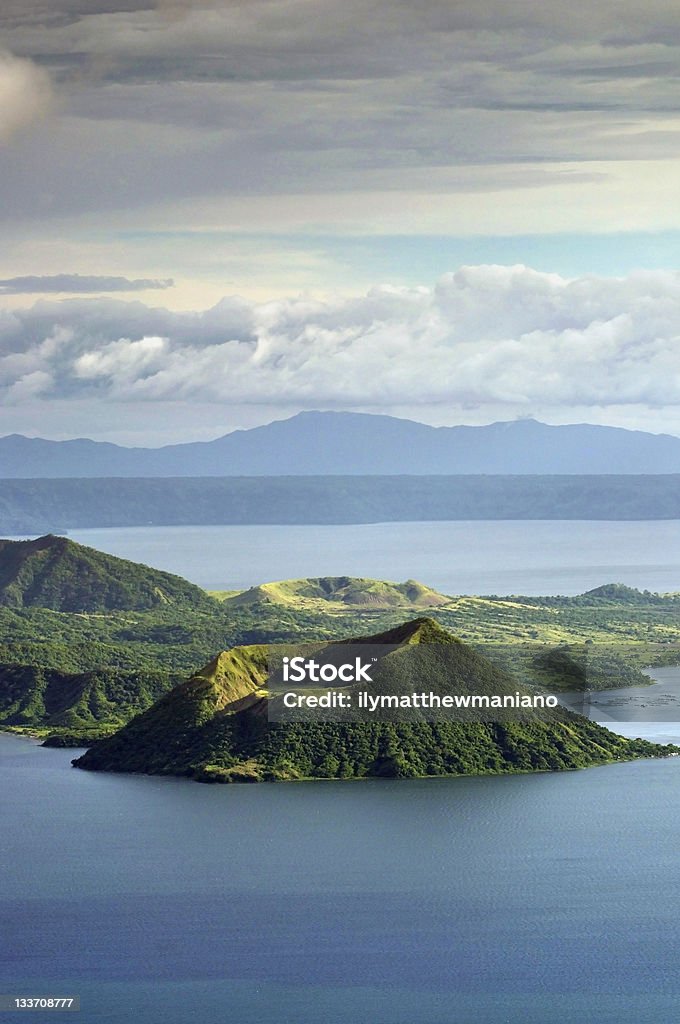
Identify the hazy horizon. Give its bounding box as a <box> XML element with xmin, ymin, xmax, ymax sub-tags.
<box><xmin>2</xmin><ymin>2</ymin><xmax>680</xmax><ymax>442</ymax></box>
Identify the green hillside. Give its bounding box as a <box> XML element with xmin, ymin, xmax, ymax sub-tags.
<box><xmin>0</xmin><ymin>535</ymin><xmax>216</xmax><ymax>612</ymax></box>
<box><xmin>0</xmin><ymin>540</ymin><xmax>678</xmax><ymax>746</ymax></box>
<box><xmin>0</xmin><ymin>662</ymin><xmax>179</xmax><ymax>743</ymax></box>
<box><xmin>73</xmin><ymin>618</ymin><xmax>671</xmax><ymax>782</ymax></box>
<box><xmin>220</xmin><ymin>576</ymin><xmax>451</xmax><ymax>611</ymax></box>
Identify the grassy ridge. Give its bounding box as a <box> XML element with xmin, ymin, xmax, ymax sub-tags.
<box><xmin>73</xmin><ymin>618</ymin><xmax>673</xmax><ymax>782</ymax></box>
<box><xmin>1</xmin><ymin>583</ymin><xmax>679</xmax><ymax>739</ymax></box>
<box><xmin>0</xmin><ymin>541</ymin><xmax>678</xmax><ymax>743</ymax></box>
<box><xmin>0</xmin><ymin>535</ymin><xmax>216</xmax><ymax>612</ymax></box>
<box><xmin>221</xmin><ymin>576</ymin><xmax>450</xmax><ymax>610</ymax></box>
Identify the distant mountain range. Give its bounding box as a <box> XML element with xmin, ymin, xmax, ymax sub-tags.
<box><xmin>3</xmin><ymin>412</ymin><xmax>680</xmax><ymax>477</ymax></box>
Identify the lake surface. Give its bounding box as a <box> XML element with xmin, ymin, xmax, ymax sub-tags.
<box><xmin>4</xmin><ymin>731</ymin><xmax>680</xmax><ymax>1024</ymax></box>
<box><xmin>6</xmin><ymin>520</ymin><xmax>680</xmax><ymax>1022</ymax></box>
<box><xmin>560</xmin><ymin>663</ymin><xmax>680</xmax><ymax>745</ymax></box>
<box><xmin>68</xmin><ymin>519</ymin><xmax>680</xmax><ymax>595</ymax></box>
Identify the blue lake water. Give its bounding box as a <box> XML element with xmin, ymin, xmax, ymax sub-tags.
<box><xmin>3</xmin><ymin>731</ymin><xmax>680</xmax><ymax>1024</ymax></box>
<box><xmin>68</xmin><ymin>519</ymin><xmax>680</xmax><ymax>595</ymax></box>
<box><xmin>561</xmin><ymin>664</ymin><xmax>680</xmax><ymax>745</ymax></box>
<box><xmin>5</xmin><ymin>520</ymin><xmax>680</xmax><ymax>1022</ymax></box>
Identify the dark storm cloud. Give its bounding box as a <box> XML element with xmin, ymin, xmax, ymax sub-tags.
<box><xmin>0</xmin><ymin>274</ymin><xmax>174</xmax><ymax>294</ymax></box>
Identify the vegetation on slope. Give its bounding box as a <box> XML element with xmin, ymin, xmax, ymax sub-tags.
<box><xmin>0</xmin><ymin>535</ymin><xmax>217</xmax><ymax>613</ymax></box>
<box><xmin>221</xmin><ymin>576</ymin><xmax>450</xmax><ymax>610</ymax></box>
<box><xmin>73</xmin><ymin>618</ymin><xmax>673</xmax><ymax>782</ymax></box>
<box><xmin>0</xmin><ymin>538</ymin><xmax>678</xmax><ymax>744</ymax></box>
<box><xmin>0</xmin><ymin>662</ymin><xmax>180</xmax><ymax>744</ymax></box>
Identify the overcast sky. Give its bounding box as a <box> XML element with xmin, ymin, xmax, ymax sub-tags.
<box><xmin>2</xmin><ymin>0</ymin><xmax>680</xmax><ymax>442</ymax></box>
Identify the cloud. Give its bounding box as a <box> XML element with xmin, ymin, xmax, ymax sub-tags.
<box><xmin>0</xmin><ymin>274</ymin><xmax>174</xmax><ymax>294</ymax></box>
<box><xmin>0</xmin><ymin>51</ymin><xmax>52</xmax><ymax>141</ymax></box>
<box><xmin>4</xmin><ymin>369</ymin><xmax>53</xmax><ymax>404</ymax></box>
<box><xmin>2</xmin><ymin>1</ymin><xmax>680</xmax><ymax>231</ymax></box>
<box><xmin>2</xmin><ymin>266</ymin><xmax>680</xmax><ymax>413</ymax></box>
<box><xmin>0</xmin><ymin>2</ymin><xmax>154</xmax><ymax>30</ymax></box>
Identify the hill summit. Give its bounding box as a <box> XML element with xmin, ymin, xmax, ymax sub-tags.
<box><xmin>223</xmin><ymin>576</ymin><xmax>451</xmax><ymax>611</ymax></box>
<box><xmin>73</xmin><ymin>617</ymin><xmax>667</xmax><ymax>781</ymax></box>
<box><xmin>581</xmin><ymin>583</ymin><xmax>666</xmax><ymax>603</ymax></box>
<box><xmin>0</xmin><ymin>534</ymin><xmax>214</xmax><ymax>612</ymax></box>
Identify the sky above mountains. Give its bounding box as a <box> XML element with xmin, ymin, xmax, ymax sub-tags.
<box><xmin>1</xmin><ymin>0</ymin><xmax>680</xmax><ymax>442</ymax></box>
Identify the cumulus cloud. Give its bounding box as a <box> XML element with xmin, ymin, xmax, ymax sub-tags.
<box><xmin>2</xmin><ymin>266</ymin><xmax>680</xmax><ymax>412</ymax></box>
<box><xmin>0</xmin><ymin>51</ymin><xmax>52</xmax><ymax>141</ymax></box>
<box><xmin>0</xmin><ymin>274</ymin><xmax>174</xmax><ymax>294</ymax></box>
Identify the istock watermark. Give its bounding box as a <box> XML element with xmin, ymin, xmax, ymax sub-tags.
<box><xmin>266</xmin><ymin>643</ymin><xmax>562</xmax><ymax>723</ymax></box>
<box><xmin>281</xmin><ymin>654</ymin><xmax>376</xmax><ymax>684</ymax></box>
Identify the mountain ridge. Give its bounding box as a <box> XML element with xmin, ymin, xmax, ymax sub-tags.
<box><xmin>0</xmin><ymin>534</ymin><xmax>216</xmax><ymax>612</ymax></box>
<box><xmin>1</xmin><ymin>542</ymin><xmax>679</xmax><ymax>744</ymax></box>
<box><xmin>3</xmin><ymin>474</ymin><xmax>680</xmax><ymax>534</ymax></box>
<box><xmin>73</xmin><ymin>617</ymin><xmax>673</xmax><ymax>782</ymax></box>
<box><xmin>3</xmin><ymin>412</ymin><xmax>680</xmax><ymax>477</ymax></box>
<box><xmin>221</xmin><ymin>576</ymin><xmax>451</xmax><ymax>611</ymax></box>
